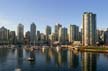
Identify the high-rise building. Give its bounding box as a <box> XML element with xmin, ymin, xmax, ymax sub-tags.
<box><xmin>0</xmin><ymin>27</ymin><xmax>10</xmax><ymax>44</ymax></box>
<box><xmin>9</xmin><ymin>31</ymin><xmax>16</xmax><ymax>44</ymax></box>
<box><xmin>25</xmin><ymin>31</ymin><xmax>30</xmax><ymax>40</ymax></box>
<box><xmin>97</xmin><ymin>30</ymin><xmax>105</xmax><ymax>43</ymax></box>
<box><xmin>40</xmin><ymin>33</ymin><xmax>46</xmax><ymax>44</ymax></box>
<box><xmin>49</xmin><ymin>33</ymin><xmax>56</xmax><ymax>42</ymax></box>
<box><xmin>17</xmin><ymin>24</ymin><xmax>24</xmax><ymax>44</ymax></box>
<box><xmin>104</xmin><ymin>29</ymin><xmax>108</xmax><ymax>45</ymax></box>
<box><xmin>68</xmin><ymin>25</ymin><xmax>79</xmax><ymax>43</ymax></box>
<box><xmin>25</xmin><ymin>31</ymin><xmax>30</xmax><ymax>45</ymax></box>
<box><xmin>59</xmin><ymin>27</ymin><xmax>68</xmax><ymax>44</ymax></box>
<box><xmin>30</xmin><ymin>22</ymin><xmax>36</xmax><ymax>44</ymax></box>
<box><xmin>79</xmin><ymin>31</ymin><xmax>82</xmax><ymax>41</ymax></box>
<box><xmin>40</xmin><ymin>33</ymin><xmax>46</xmax><ymax>41</ymax></box>
<box><xmin>55</xmin><ymin>23</ymin><xmax>62</xmax><ymax>41</ymax></box>
<box><xmin>82</xmin><ymin>12</ymin><xmax>97</xmax><ymax>46</ymax></box>
<box><xmin>37</xmin><ymin>30</ymin><xmax>41</xmax><ymax>41</ymax></box>
<box><xmin>45</xmin><ymin>25</ymin><xmax>51</xmax><ymax>40</ymax></box>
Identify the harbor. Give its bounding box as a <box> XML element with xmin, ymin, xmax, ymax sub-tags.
<box><xmin>0</xmin><ymin>46</ymin><xmax>108</xmax><ymax>71</ymax></box>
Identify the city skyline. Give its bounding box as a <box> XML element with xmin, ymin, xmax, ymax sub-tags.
<box><xmin>0</xmin><ymin>0</ymin><xmax>108</xmax><ymax>33</ymax></box>
<box><xmin>0</xmin><ymin>1</ymin><xmax>108</xmax><ymax>71</ymax></box>
<box><xmin>1</xmin><ymin>11</ymin><xmax>107</xmax><ymax>46</ymax></box>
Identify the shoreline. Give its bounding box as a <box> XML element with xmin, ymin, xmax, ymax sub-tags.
<box><xmin>79</xmin><ymin>46</ymin><xmax>108</xmax><ymax>53</ymax></box>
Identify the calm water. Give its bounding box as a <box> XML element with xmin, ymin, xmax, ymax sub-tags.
<box><xmin>0</xmin><ymin>46</ymin><xmax>108</xmax><ymax>71</ymax></box>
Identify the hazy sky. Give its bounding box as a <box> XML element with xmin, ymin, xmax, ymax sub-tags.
<box><xmin>0</xmin><ymin>0</ymin><xmax>108</xmax><ymax>33</ymax></box>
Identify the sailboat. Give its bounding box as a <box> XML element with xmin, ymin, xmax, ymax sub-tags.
<box><xmin>27</xmin><ymin>49</ymin><xmax>35</xmax><ymax>61</ymax></box>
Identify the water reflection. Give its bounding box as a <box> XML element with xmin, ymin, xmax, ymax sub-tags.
<box><xmin>53</xmin><ymin>48</ymin><xmax>67</xmax><ymax>66</ymax></box>
<box><xmin>45</xmin><ymin>48</ymin><xmax>51</xmax><ymax>64</ymax></box>
<box><xmin>0</xmin><ymin>46</ymin><xmax>108</xmax><ymax>71</ymax></box>
<box><xmin>0</xmin><ymin>48</ymin><xmax>9</xmax><ymax>63</ymax></box>
<box><xmin>43</xmin><ymin>48</ymin><xmax>97</xmax><ymax>71</ymax></box>
<box><xmin>81</xmin><ymin>52</ymin><xmax>97</xmax><ymax>71</ymax></box>
<box><xmin>0</xmin><ymin>48</ymin><xmax>9</xmax><ymax>71</ymax></box>
<box><xmin>67</xmin><ymin>50</ymin><xmax>79</xmax><ymax>68</ymax></box>
<box><xmin>15</xmin><ymin>47</ymin><xmax>23</xmax><ymax>71</ymax></box>
<box><xmin>41</xmin><ymin>48</ymin><xmax>68</xmax><ymax>66</ymax></box>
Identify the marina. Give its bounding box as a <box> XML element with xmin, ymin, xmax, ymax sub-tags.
<box><xmin>0</xmin><ymin>46</ymin><xmax>108</xmax><ymax>71</ymax></box>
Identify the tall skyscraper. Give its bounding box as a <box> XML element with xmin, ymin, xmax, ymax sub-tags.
<box><xmin>30</xmin><ymin>22</ymin><xmax>36</xmax><ymax>45</ymax></box>
<box><xmin>59</xmin><ymin>27</ymin><xmax>68</xmax><ymax>44</ymax></box>
<box><xmin>37</xmin><ymin>30</ymin><xmax>41</xmax><ymax>41</ymax></box>
<box><xmin>82</xmin><ymin>12</ymin><xmax>97</xmax><ymax>46</ymax></box>
<box><xmin>55</xmin><ymin>23</ymin><xmax>62</xmax><ymax>41</ymax></box>
<box><xmin>49</xmin><ymin>33</ymin><xmax>56</xmax><ymax>42</ymax></box>
<box><xmin>40</xmin><ymin>33</ymin><xmax>46</xmax><ymax>44</ymax></box>
<box><xmin>68</xmin><ymin>25</ymin><xmax>79</xmax><ymax>43</ymax></box>
<box><xmin>25</xmin><ymin>31</ymin><xmax>30</xmax><ymax>45</ymax></box>
<box><xmin>9</xmin><ymin>31</ymin><xmax>16</xmax><ymax>44</ymax></box>
<box><xmin>104</xmin><ymin>29</ymin><xmax>108</xmax><ymax>45</ymax></box>
<box><xmin>17</xmin><ymin>24</ymin><xmax>24</xmax><ymax>44</ymax></box>
<box><xmin>0</xmin><ymin>27</ymin><xmax>10</xmax><ymax>44</ymax></box>
<box><xmin>45</xmin><ymin>25</ymin><xmax>51</xmax><ymax>40</ymax></box>
<box><xmin>97</xmin><ymin>30</ymin><xmax>105</xmax><ymax>43</ymax></box>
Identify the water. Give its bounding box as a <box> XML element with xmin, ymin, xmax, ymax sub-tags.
<box><xmin>0</xmin><ymin>46</ymin><xmax>108</xmax><ymax>71</ymax></box>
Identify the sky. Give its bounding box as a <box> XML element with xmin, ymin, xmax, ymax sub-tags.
<box><xmin>0</xmin><ymin>0</ymin><xmax>108</xmax><ymax>33</ymax></box>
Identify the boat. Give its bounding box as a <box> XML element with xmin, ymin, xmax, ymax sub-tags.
<box><xmin>27</xmin><ymin>48</ymin><xmax>35</xmax><ymax>61</ymax></box>
<box><xmin>27</xmin><ymin>57</ymin><xmax>35</xmax><ymax>61</ymax></box>
<box><xmin>15</xmin><ymin>68</ymin><xmax>22</xmax><ymax>71</ymax></box>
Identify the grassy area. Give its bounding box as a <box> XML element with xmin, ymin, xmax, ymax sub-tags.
<box><xmin>79</xmin><ymin>46</ymin><xmax>108</xmax><ymax>53</ymax></box>
<box><xmin>80</xmin><ymin>46</ymin><xmax>108</xmax><ymax>49</ymax></box>
<box><xmin>86</xmin><ymin>47</ymin><xmax>108</xmax><ymax>50</ymax></box>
